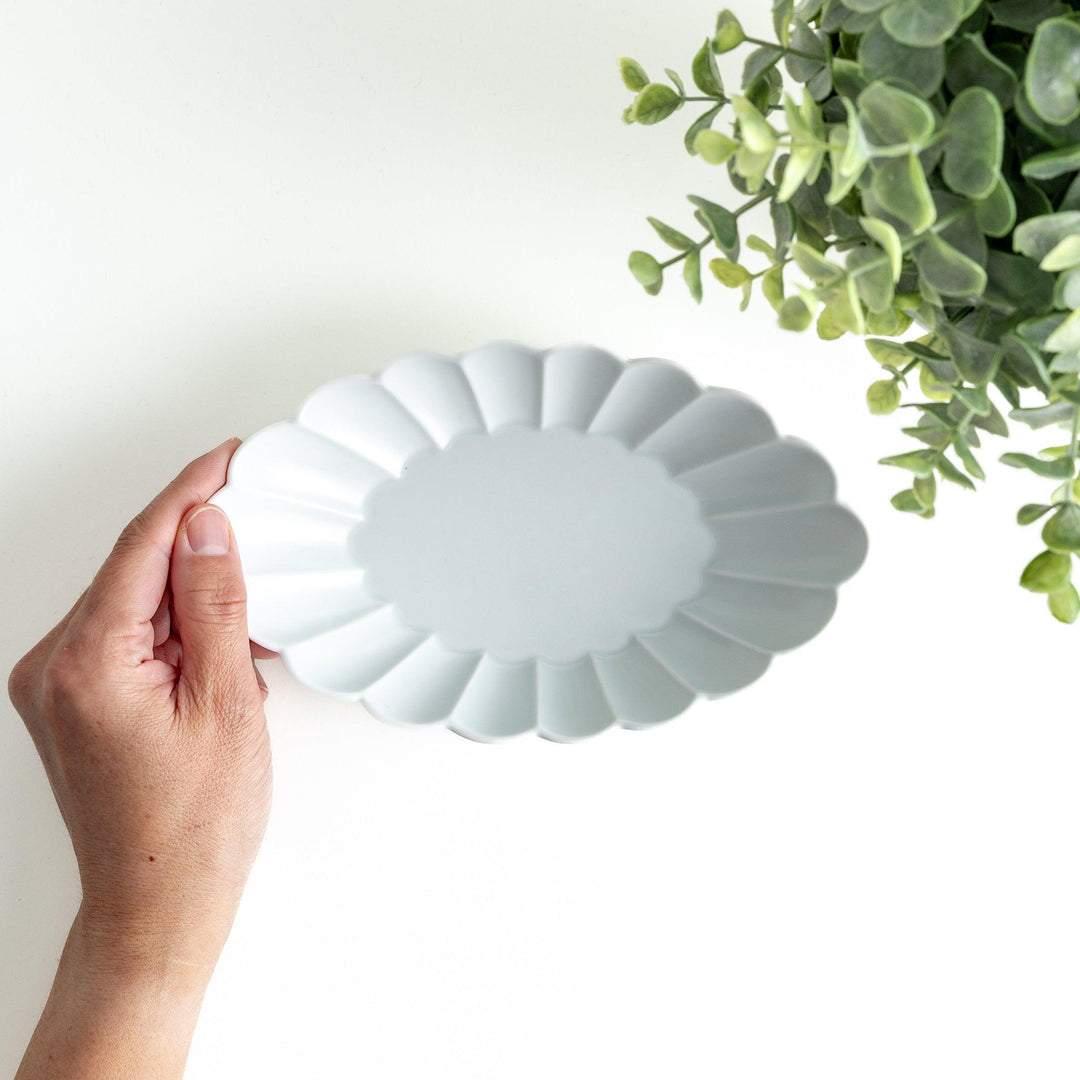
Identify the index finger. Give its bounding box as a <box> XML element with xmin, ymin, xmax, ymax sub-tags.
<box><xmin>81</xmin><ymin>438</ymin><xmax>242</xmax><ymax>637</ymax></box>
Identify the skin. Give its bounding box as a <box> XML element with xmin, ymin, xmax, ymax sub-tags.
<box><xmin>7</xmin><ymin>439</ymin><xmax>277</xmax><ymax>1079</ymax></box>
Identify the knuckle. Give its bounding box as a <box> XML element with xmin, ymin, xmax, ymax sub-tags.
<box><xmin>39</xmin><ymin>648</ymin><xmax>82</xmax><ymax>712</ymax></box>
<box><xmin>190</xmin><ymin>582</ymin><xmax>248</xmax><ymax>624</ymax></box>
<box><xmin>7</xmin><ymin>651</ymin><xmax>38</xmax><ymax>713</ymax></box>
<box><xmin>115</xmin><ymin>510</ymin><xmax>153</xmax><ymax>552</ymax></box>
<box><xmin>190</xmin><ymin>680</ymin><xmax>262</xmax><ymax>729</ymax></box>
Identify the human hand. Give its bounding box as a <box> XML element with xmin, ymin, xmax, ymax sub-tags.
<box><xmin>9</xmin><ymin>438</ymin><xmax>275</xmax><ymax>1078</ymax></box>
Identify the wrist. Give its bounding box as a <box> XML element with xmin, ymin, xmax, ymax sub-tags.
<box><xmin>71</xmin><ymin>901</ymin><xmax>228</xmax><ymax>995</ymax></box>
<box><xmin>16</xmin><ymin>913</ymin><xmax>215</xmax><ymax>1080</ymax></box>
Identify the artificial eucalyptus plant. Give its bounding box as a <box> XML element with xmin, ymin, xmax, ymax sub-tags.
<box><xmin>620</xmin><ymin>0</ymin><xmax>1080</xmax><ymax>622</ymax></box>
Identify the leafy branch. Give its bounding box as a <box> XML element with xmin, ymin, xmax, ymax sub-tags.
<box><xmin>618</xmin><ymin>0</ymin><xmax>1080</xmax><ymax>622</ymax></box>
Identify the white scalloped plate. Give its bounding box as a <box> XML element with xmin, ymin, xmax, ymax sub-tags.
<box><xmin>210</xmin><ymin>342</ymin><xmax>867</xmax><ymax>742</ymax></box>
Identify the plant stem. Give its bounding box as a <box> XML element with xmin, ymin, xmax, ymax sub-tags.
<box><xmin>1066</xmin><ymin>404</ymin><xmax>1080</xmax><ymax>504</ymax></box>
<box><xmin>659</xmin><ymin>238</ymin><xmax>710</xmax><ymax>270</ymax></box>
<box><xmin>657</xmin><ymin>192</ymin><xmax>771</xmax><ymax>270</ymax></box>
<box><xmin>734</xmin><ymin>191</ymin><xmax>771</xmax><ymax>218</ymax></box>
<box><xmin>742</xmin><ymin>35</ymin><xmax>825</xmax><ymax>64</ymax></box>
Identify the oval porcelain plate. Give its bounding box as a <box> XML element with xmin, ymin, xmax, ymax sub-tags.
<box><xmin>211</xmin><ymin>342</ymin><xmax>867</xmax><ymax>742</ymax></box>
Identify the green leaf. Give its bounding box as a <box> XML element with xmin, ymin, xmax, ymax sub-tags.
<box><xmin>784</xmin><ymin>18</ymin><xmax>828</xmax><ymax>85</ymax></box>
<box><xmin>1049</xmin><ymin>583</ymin><xmax>1080</xmax><ymax>623</ymax></box>
<box><xmin>773</xmin><ymin>0</ymin><xmax>795</xmax><ymax>47</ymax></box>
<box><xmin>825</xmin><ymin>126</ymin><xmax>864</xmax><ymax>206</ymax></box>
<box><xmin>746</xmin><ymin>234</ymin><xmax>776</xmax><ymax>260</ymax></box>
<box><xmin>847</xmin><ymin>245</ymin><xmax>895</xmax><ymax>313</ymax></box>
<box><xmin>1013</xmin><ymin>212</ymin><xmax>1080</xmax><ymax>262</ymax></box>
<box><xmin>739</xmin><ymin>277</ymin><xmax>754</xmax><ymax>312</ymax></box>
<box><xmin>990</xmin><ymin>0</ymin><xmax>1067</xmax><ymax>33</ymax></box>
<box><xmin>843</xmin><ymin>0</ymin><xmax>892</xmax><ymax>11</ymax></box>
<box><xmin>920</xmin><ymin>363</ymin><xmax>954</xmax><ymax>402</ymax></box>
<box><xmin>860</xmin><ymin>217</ymin><xmax>902</xmax><ymax>282</ymax></box>
<box><xmin>694</xmin><ymin>129</ymin><xmax>738</xmax><ymax>164</ymax></box>
<box><xmin>1010</xmin><ymin>402</ymin><xmax>1077</xmax><ymax>429</ymax></box>
<box><xmin>742</xmin><ymin>46</ymin><xmax>783</xmax><ymax>90</ymax></box>
<box><xmin>872</xmin><ymin>154</ymin><xmax>935</xmax><ymax>233</ymax></box>
<box><xmin>761</xmin><ymin>264</ymin><xmax>785</xmax><ymax>310</ymax></box>
<box><xmin>1041</xmin><ymin>235</ymin><xmax>1080</xmax><ymax>272</ymax></box>
<box><xmin>946</xmin><ymin>34</ymin><xmax>1019</xmax><ymax>110</ymax></box>
<box><xmin>629</xmin><ymin>250</ymin><xmax>662</xmax><ymax>289</ymax></box>
<box><xmin>789</xmin><ymin>241</ymin><xmax>844</xmax><ymax>284</ymax></box>
<box><xmin>935</xmin><ymin>321</ymin><xmax>1003</xmax><ymax>387</ymax></box>
<box><xmin>734</xmin><ymin>144</ymin><xmax>776</xmax><ymax>193</ymax></box>
<box><xmin>973</xmin><ymin>178</ymin><xmax>1017</xmax><ymax>238</ymax></box>
<box><xmin>867</xmin><ymin>306</ymin><xmax>913</xmax><ymax>337</ymax></box>
<box><xmin>646</xmin><ymin>217</ymin><xmax>694</xmax><ymax>251</ymax></box>
<box><xmin>1001</xmin><ymin>452</ymin><xmax>1076</xmax><ymax>479</ymax></box>
<box><xmin>1020</xmin><ymin>549</ymin><xmax>1072</xmax><ymax>592</ymax></box>
<box><xmin>865</xmin><ymin>338</ymin><xmax>910</xmax><ymax>367</ymax></box>
<box><xmin>941</xmin><ymin>88</ymin><xmax>1004</xmax><ymax>200</ymax></box>
<box><xmin>744</xmin><ymin>61</ymin><xmax>783</xmax><ymax>117</ymax></box>
<box><xmin>915</xmin><ymin>234</ymin><xmax>987</xmax><ymax>297</ymax></box>
<box><xmin>684</xmin><ymin>105</ymin><xmax>723</xmax><ymax>156</ymax></box>
<box><xmin>1043</xmin><ymin>502</ymin><xmax>1080</xmax><ymax>553</ymax></box>
<box><xmin>879</xmin><ymin>450</ymin><xmax>936</xmax><ymax>477</ymax></box>
<box><xmin>951</xmin><ymin>384</ymin><xmax>991</xmax><ymax>416</ymax></box>
<box><xmin>619</xmin><ymin>57</ymin><xmax>649</xmax><ymax>92</ymax></box>
<box><xmin>683</xmin><ymin>247</ymin><xmax>703</xmax><ymax>304</ymax></box>
<box><xmin>969</xmin><ymin>402</ymin><xmax>1009</xmax><ymax>438</ymax></box>
<box><xmin>903</xmin><ymin>422</ymin><xmax>952</xmax><ymax>450</ymax></box>
<box><xmin>1046</xmin><ymin>308</ymin><xmax>1080</xmax><ymax>353</ymax></box>
<box><xmin>771</xmin><ymin>199</ymin><xmax>795</xmax><ymax>254</ymax></box>
<box><xmin>692</xmin><ymin>39</ymin><xmax>724</xmax><ymax>98</ymax></box>
<box><xmin>936</xmin><ymin>454</ymin><xmax>977</xmax><ymax>490</ymax></box>
<box><xmin>824</xmin><ymin>276</ymin><xmax>868</xmax><ymax>334</ymax></box>
<box><xmin>1026</xmin><ymin>17</ymin><xmax>1080</xmax><ymax>126</ymax></box>
<box><xmin>1022</xmin><ymin>144</ymin><xmax>1080</xmax><ymax>181</ymax></box>
<box><xmin>632</xmin><ymin>83</ymin><xmax>683</xmax><ymax>126</ymax></box>
<box><xmin>1054</xmin><ymin>266</ymin><xmax>1080</xmax><ymax>310</ymax></box>
<box><xmin>1050</xmin><ymin>352</ymin><xmax>1080</xmax><ymax>374</ymax></box>
<box><xmin>857</xmin><ymin>82</ymin><xmax>936</xmax><ymax>148</ymax></box>
<box><xmin>857</xmin><ymin>22</ymin><xmax>944</xmax><ymax>98</ymax></box>
<box><xmin>891</xmin><ymin>489</ymin><xmax>926</xmax><ymax>513</ymax></box>
<box><xmin>831</xmin><ymin>58</ymin><xmax>869</xmax><ymax>100</ymax></box>
<box><xmin>983</xmin><ymin>251</ymin><xmax>1055</xmax><ymax>314</ymax></box>
<box><xmin>709</xmin><ymin>258</ymin><xmax>751</xmax><ymax>287</ymax></box>
<box><xmin>665</xmin><ymin>68</ymin><xmax>686</xmax><ymax>96</ymax></box>
<box><xmin>913</xmin><ymin>472</ymin><xmax>937</xmax><ymax>509</ymax></box>
<box><xmin>952</xmin><ymin>433</ymin><xmax>985</xmax><ymax>479</ymax></box>
<box><xmin>1018</xmin><ymin>503</ymin><xmax>1055</xmax><ymax>525</ymax></box>
<box><xmin>777</xmin><ymin>295</ymin><xmax>814</xmax><ymax>331</ymax></box>
<box><xmin>867</xmin><ymin>379</ymin><xmax>902</xmax><ymax>414</ymax></box>
<box><xmin>1015</xmin><ymin>312</ymin><xmax>1069</xmax><ymax>350</ymax></box>
<box><xmin>881</xmin><ymin>0</ymin><xmax>966</xmax><ymax>47</ymax></box>
<box><xmin>689</xmin><ymin>196</ymin><xmax>738</xmax><ymax>258</ymax></box>
<box><xmin>817</xmin><ymin>304</ymin><xmax>845</xmax><ymax>340</ymax></box>
<box><xmin>714</xmin><ymin>9</ymin><xmax>745</xmax><ymax>53</ymax></box>
<box><xmin>776</xmin><ymin>93</ymin><xmax>826</xmax><ymax>202</ymax></box>
<box><xmin>732</xmin><ymin>96</ymin><xmax>777</xmax><ymax>154</ymax></box>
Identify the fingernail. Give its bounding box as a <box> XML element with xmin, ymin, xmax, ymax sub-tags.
<box><xmin>187</xmin><ymin>506</ymin><xmax>231</xmax><ymax>555</ymax></box>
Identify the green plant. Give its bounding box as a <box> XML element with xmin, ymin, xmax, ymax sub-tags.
<box><xmin>619</xmin><ymin>0</ymin><xmax>1080</xmax><ymax>622</ymax></box>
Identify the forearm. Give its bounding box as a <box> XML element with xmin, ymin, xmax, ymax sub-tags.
<box><xmin>17</xmin><ymin>908</ymin><xmax>217</xmax><ymax>1080</ymax></box>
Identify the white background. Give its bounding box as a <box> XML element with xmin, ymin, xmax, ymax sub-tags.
<box><xmin>2</xmin><ymin>2</ymin><xmax>1078</xmax><ymax>1077</ymax></box>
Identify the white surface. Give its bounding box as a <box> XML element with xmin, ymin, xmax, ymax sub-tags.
<box><xmin>1</xmin><ymin>1</ymin><xmax>1078</xmax><ymax>1076</ymax></box>
<box><xmin>212</xmin><ymin>344</ymin><xmax>865</xmax><ymax>739</ymax></box>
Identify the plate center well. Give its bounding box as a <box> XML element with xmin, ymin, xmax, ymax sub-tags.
<box><xmin>350</xmin><ymin>425</ymin><xmax>714</xmax><ymax>663</ymax></box>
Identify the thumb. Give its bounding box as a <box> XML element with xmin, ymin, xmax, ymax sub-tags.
<box><xmin>170</xmin><ymin>504</ymin><xmax>260</xmax><ymax>717</ymax></box>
